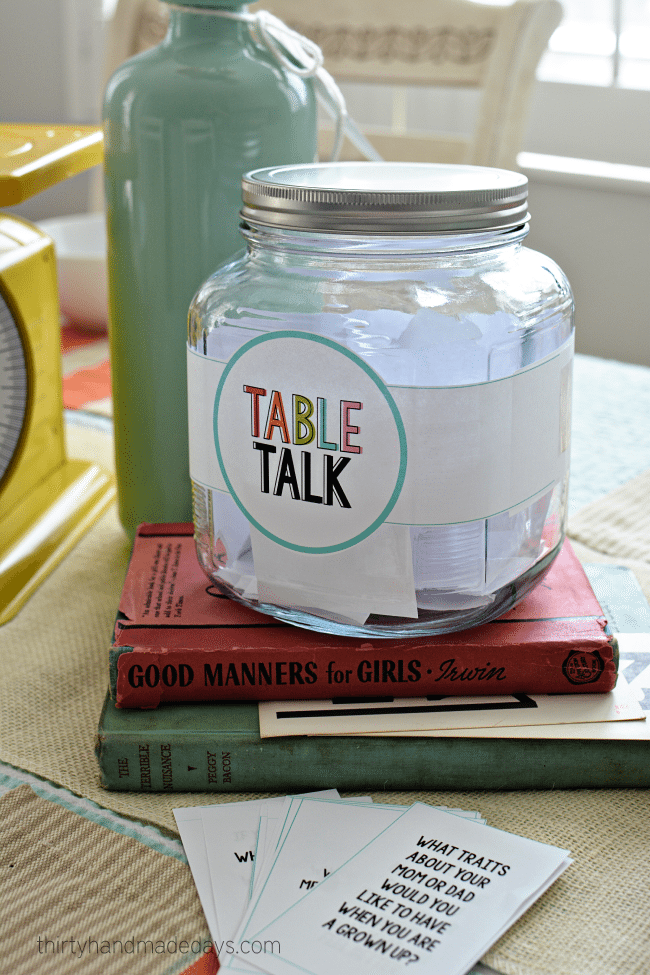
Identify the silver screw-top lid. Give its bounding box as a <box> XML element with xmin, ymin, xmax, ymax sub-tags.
<box><xmin>241</xmin><ymin>162</ymin><xmax>529</xmax><ymax>234</ymax></box>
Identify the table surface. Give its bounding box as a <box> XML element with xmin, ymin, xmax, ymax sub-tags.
<box><xmin>3</xmin><ymin>339</ymin><xmax>650</xmax><ymax>975</ymax></box>
<box><xmin>570</xmin><ymin>353</ymin><xmax>650</xmax><ymax>513</ymax></box>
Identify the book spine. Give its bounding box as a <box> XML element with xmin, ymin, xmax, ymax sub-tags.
<box><xmin>112</xmin><ymin>632</ymin><xmax>618</xmax><ymax>707</ymax></box>
<box><xmin>96</xmin><ymin>729</ymin><xmax>650</xmax><ymax>791</ymax></box>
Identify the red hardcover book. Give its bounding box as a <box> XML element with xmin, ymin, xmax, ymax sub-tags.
<box><xmin>110</xmin><ymin>524</ymin><xmax>618</xmax><ymax>708</ymax></box>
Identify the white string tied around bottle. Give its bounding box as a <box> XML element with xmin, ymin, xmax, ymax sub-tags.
<box><xmin>166</xmin><ymin>5</ymin><xmax>383</xmax><ymax>163</ymax></box>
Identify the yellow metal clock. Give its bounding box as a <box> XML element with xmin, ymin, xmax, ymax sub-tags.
<box><xmin>0</xmin><ymin>124</ymin><xmax>115</xmax><ymax>624</ymax></box>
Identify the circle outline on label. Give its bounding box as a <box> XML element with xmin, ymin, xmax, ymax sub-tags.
<box><xmin>213</xmin><ymin>331</ymin><xmax>407</xmax><ymax>553</ymax></box>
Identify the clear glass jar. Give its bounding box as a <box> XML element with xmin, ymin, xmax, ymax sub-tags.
<box><xmin>187</xmin><ymin>163</ymin><xmax>573</xmax><ymax>637</ymax></box>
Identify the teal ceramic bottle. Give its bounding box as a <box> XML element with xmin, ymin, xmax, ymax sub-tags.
<box><xmin>103</xmin><ymin>0</ymin><xmax>318</xmax><ymax>538</ymax></box>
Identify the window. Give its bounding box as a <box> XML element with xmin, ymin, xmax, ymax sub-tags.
<box><xmin>459</xmin><ymin>0</ymin><xmax>650</xmax><ymax>165</ymax></box>
<box><xmin>540</xmin><ymin>0</ymin><xmax>650</xmax><ymax>89</ymax></box>
<box><xmin>473</xmin><ymin>0</ymin><xmax>650</xmax><ymax>89</ymax></box>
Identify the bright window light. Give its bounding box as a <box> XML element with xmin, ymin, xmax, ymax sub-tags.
<box><xmin>541</xmin><ymin>0</ymin><xmax>650</xmax><ymax>89</ymax></box>
<box><xmin>475</xmin><ymin>0</ymin><xmax>650</xmax><ymax>90</ymax></box>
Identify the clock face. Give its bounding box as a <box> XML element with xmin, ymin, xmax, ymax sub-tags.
<box><xmin>0</xmin><ymin>289</ymin><xmax>28</xmax><ymax>486</ymax></box>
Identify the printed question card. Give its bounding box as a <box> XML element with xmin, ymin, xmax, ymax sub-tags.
<box><xmin>173</xmin><ymin>806</ymin><xmax>221</xmax><ymax>943</ymax></box>
<box><xmin>228</xmin><ymin>799</ymin><xmax>483</xmax><ymax>975</ymax></box>
<box><xmin>236</xmin><ymin>798</ymin><xmax>407</xmax><ymax>950</ymax></box>
<box><xmin>224</xmin><ymin>802</ymin><xmax>571</xmax><ymax>975</ymax></box>
<box><xmin>183</xmin><ymin>791</ymin><xmax>340</xmax><ymax>942</ymax></box>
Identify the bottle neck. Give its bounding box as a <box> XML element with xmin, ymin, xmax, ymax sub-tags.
<box><xmin>165</xmin><ymin>3</ymin><xmax>250</xmax><ymax>42</ymax></box>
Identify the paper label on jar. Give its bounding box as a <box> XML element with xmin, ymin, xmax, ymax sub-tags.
<box><xmin>187</xmin><ymin>332</ymin><xmax>573</xmax><ymax>545</ymax></box>
<box><xmin>190</xmin><ymin>332</ymin><xmax>407</xmax><ymax>554</ymax></box>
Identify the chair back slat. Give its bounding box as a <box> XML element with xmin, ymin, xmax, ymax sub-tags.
<box><xmin>255</xmin><ymin>0</ymin><xmax>511</xmax><ymax>86</ymax></box>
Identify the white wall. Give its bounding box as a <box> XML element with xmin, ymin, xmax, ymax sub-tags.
<box><xmin>0</xmin><ymin>0</ymin><xmax>104</xmax><ymax>221</ymax></box>
<box><xmin>524</xmin><ymin>166</ymin><xmax>650</xmax><ymax>367</ymax></box>
<box><xmin>524</xmin><ymin>82</ymin><xmax>650</xmax><ymax>168</ymax></box>
<box><xmin>522</xmin><ymin>83</ymin><xmax>650</xmax><ymax>368</ymax></box>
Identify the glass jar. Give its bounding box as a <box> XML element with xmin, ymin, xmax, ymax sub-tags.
<box><xmin>187</xmin><ymin>162</ymin><xmax>573</xmax><ymax>637</ymax></box>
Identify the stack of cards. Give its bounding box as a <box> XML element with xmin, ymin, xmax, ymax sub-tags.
<box><xmin>174</xmin><ymin>794</ymin><xmax>571</xmax><ymax>975</ymax></box>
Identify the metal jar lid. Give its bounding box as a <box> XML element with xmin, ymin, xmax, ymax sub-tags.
<box><xmin>241</xmin><ymin>162</ymin><xmax>529</xmax><ymax>235</ymax></box>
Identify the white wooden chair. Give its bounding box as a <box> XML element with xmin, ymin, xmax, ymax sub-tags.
<box><xmin>102</xmin><ymin>0</ymin><xmax>168</xmax><ymax>74</ymax></box>
<box><xmin>252</xmin><ymin>0</ymin><xmax>563</xmax><ymax>170</ymax></box>
<box><xmin>100</xmin><ymin>0</ymin><xmax>562</xmax><ymax>172</ymax></box>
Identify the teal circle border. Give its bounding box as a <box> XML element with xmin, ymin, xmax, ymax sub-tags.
<box><xmin>213</xmin><ymin>330</ymin><xmax>408</xmax><ymax>554</ymax></box>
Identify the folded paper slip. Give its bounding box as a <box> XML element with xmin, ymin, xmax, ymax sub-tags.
<box><xmin>110</xmin><ymin>525</ymin><xmax>618</xmax><ymax>707</ymax></box>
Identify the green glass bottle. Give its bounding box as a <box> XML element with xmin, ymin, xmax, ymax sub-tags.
<box><xmin>103</xmin><ymin>0</ymin><xmax>318</xmax><ymax>538</ymax></box>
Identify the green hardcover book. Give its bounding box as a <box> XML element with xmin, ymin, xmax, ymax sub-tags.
<box><xmin>96</xmin><ymin>565</ymin><xmax>650</xmax><ymax>793</ymax></box>
<box><xmin>96</xmin><ymin>689</ymin><xmax>650</xmax><ymax>793</ymax></box>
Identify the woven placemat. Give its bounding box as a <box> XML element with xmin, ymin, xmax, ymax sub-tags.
<box><xmin>569</xmin><ymin>467</ymin><xmax>650</xmax><ymax>596</ymax></box>
<box><xmin>1</xmin><ymin>422</ymin><xmax>649</xmax><ymax>975</ymax></box>
<box><xmin>0</xmin><ymin>784</ymin><xmax>215</xmax><ymax>975</ymax></box>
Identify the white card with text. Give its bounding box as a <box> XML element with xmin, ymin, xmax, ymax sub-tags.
<box><xmin>173</xmin><ymin>806</ymin><xmax>221</xmax><ymax>943</ymax></box>
<box><xmin>175</xmin><ymin>791</ymin><xmax>339</xmax><ymax>947</ymax></box>
<box><xmin>225</xmin><ymin>802</ymin><xmax>571</xmax><ymax>975</ymax></box>
<box><xmin>237</xmin><ymin>798</ymin><xmax>408</xmax><ymax>951</ymax></box>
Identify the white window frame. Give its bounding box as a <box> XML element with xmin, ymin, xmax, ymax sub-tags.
<box><xmin>64</xmin><ymin>0</ymin><xmax>105</xmax><ymax>124</ymax></box>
